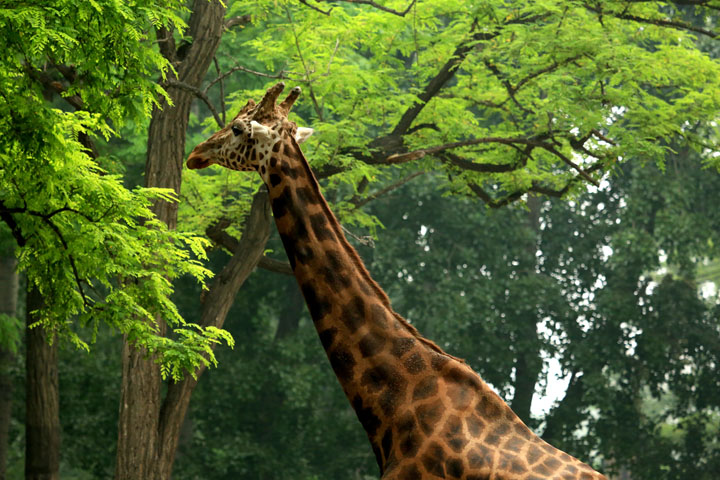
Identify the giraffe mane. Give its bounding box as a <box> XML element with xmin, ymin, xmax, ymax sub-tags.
<box><xmin>287</xmin><ymin>133</ymin><xmax>465</xmax><ymax>364</ymax></box>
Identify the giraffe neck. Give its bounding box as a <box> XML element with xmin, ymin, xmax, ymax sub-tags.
<box><xmin>260</xmin><ymin>137</ymin><xmax>606</xmax><ymax>480</ymax></box>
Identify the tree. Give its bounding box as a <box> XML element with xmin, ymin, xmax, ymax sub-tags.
<box><xmin>0</xmin><ymin>2</ymin><xmax>229</xmax><ymax>477</ymax></box>
<box><xmin>3</xmin><ymin>0</ymin><xmax>720</xmax><ymax>478</ymax></box>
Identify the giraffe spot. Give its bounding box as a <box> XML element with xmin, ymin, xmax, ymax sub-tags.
<box><xmin>359</xmin><ymin>331</ymin><xmax>386</xmax><ymax>358</ymax></box>
<box><xmin>300</xmin><ymin>283</ymin><xmax>331</xmax><ymax>321</ymax></box>
<box><xmin>420</xmin><ymin>442</ymin><xmax>446</xmax><ymax>477</ymax></box>
<box><xmin>361</xmin><ymin>363</ymin><xmax>400</xmax><ymax>393</ymax></box>
<box><xmin>272</xmin><ymin>142</ymin><xmax>281</xmax><ymax>153</ymax></box>
<box><xmin>445</xmin><ymin>457</ymin><xmax>464</xmax><ymax>478</ymax></box>
<box><xmin>509</xmin><ymin>458</ymin><xmax>527</xmax><ymax>474</ymax></box>
<box><xmin>466</xmin><ymin>414</ymin><xmax>485</xmax><ymax>437</ymax></box>
<box><xmin>412</xmin><ymin>377</ymin><xmax>438</xmax><ymax>401</ymax></box>
<box><xmin>370</xmin><ymin>303</ymin><xmax>390</xmax><ymax>328</ymax></box>
<box><xmin>341</xmin><ymin>296</ymin><xmax>366</xmax><ymax>333</ymax></box>
<box><xmin>565</xmin><ymin>465</ymin><xmax>578</xmax><ymax>474</ymax></box>
<box><xmin>318</xmin><ymin>327</ymin><xmax>337</xmax><ymax>350</ymax></box>
<box><xmin>271</xmin><ymin>186</ymin><xmax>292</xmax><ymax>219</ymax></box>
<box><xmin>543</xmin><ymin>456</ymin><xmax>562</xmax><ymax>472</ymax></box>
<box><xmin>296</xmin><ymin>186</ymin><xmax>319</xmax><ymax>205</ymax></box>
<box><xmin>391</xmin><ymin>337</ymin><xmax>415</xmax><ymax>358</ymax></box>
<box><xmin>326</xmin><ymin>249</ymin><xmax>344</xmax><ymax>270</ymax></box>
<box><xmin>230</xmin><ymin>151</ymin><xmax>237</xmax><ymax>159</ymax></box>
<box><xmin>294</xmin><ymin>244</ymin><xmax>314</xmax><ymax>265</ymax></box>
<box><xmin>270</xmin><ymin>157</ymin><xmax>278</xmax><ymax>167</ymax></box>
<box><xmin>513</xmin><ymin>421</ymin><xmax>534</xmax><ymax>440</ymax></box>
<box><xmin>319</xmin><ymin>265</ymin><xmax>351</xmax><ymax>292</ymax></box>
<box><xmin>310</xmin><ymin>212</ymin><xmax>334</xmax><ymax>242</ymax></box>
<box><xmin>580</xmin><ymin>473</ymin><xmax>596</xmax><ymax>480</ymax></box>
<box><xmin>476</xmin><ymin>395</ymin><xmax>503</xmax><ymax>421</ymax></box>
<box><xmin>260</xmin><ymin>165</ymin><xmax>266</xmax><ymax>175</ymax></box>
<box><xmin>397</xmin><ymin>413</ymin><xmax>421</xmax><ymax>457</ymax></box>
<box><xmin>467</xmin><ymin>476</ymin><xmax>491</xmax><ymax>480</ymax></box>
<box><xmin>526</xmin><ymin>444</ymin><xmax>543</xmax><ymax>464</ymax></box>
<box><xmin>430</xmin><ymin>353</ymin><xmax>450</xmax><ymax>370</ymax></box>
<box><xmin>541</xmin><ymin>442</ymin><xmax>557</xmax><ymax>454</ymax></box>
<box><xmin>352</xmin><ymin>395</ymin><xmax>381</xmax><ymax>437</ymax></box>
<box><xmin>281</xmin><ymin>162</ymin><xmax>300</xmax><ymax>179</ymax></box>
<box><xmin>379</xmin><ymin>377</ymin><xmax>407</xmax><ymax>416</ymax></box>
<box><xmin>328</xmin><ymin>343</ymin><xmax>355</xmax><ymax>383</ymax></box>
<box><xmin>447</xmin><ymin>436</ymin><xmax>467</xmax><ymax>453</ymax></box>
<box><xmin>398</xmin><ymin>464</ymin><xmax>421</xmax><ymax>480</ymax></box>
<box><xmin>532</xmin><ymin>463</ymin><xmax>552</xmax><ymax>476</ymax></box>
<box><xmin>502</xmin><ymin>435</ymin><xmax>524</xmax><ymax>453</ymax></box>
<box><xmin>415</xmin><ymin>400</ymin><xmax>442</xmax><ymax>435</ymax></box>
<box><xmin>445</xmin><ymin>368</ymin><xmax>478</xmax><ymax>410</ymax></box>
<box><xmin>483</xmin><ymin>431</ymin><xmax>501</xmax><ymax>447</ymax></box>
<box><xmin>444</xmin><ymin>415</ymin><xmax>463</xmax><ymax>436</ymax></box>
<box><xmin>491</xmin><ymin>422</ymin><xmax>511</xmax><ymax>437</ymax></box>
<box><xmin>403</xmin><ymin>352</ymin><xmax>426</xmax><ymax>374</ymax></box>
<box><xmin>468</xmin><ymin>444</ymin><xmax>493</xmax><ymax>468</ymax></box>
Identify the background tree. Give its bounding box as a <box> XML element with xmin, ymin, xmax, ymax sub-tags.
<box><xmin>2</xmin><ymin>1</ymin><xmax>719</xmax><ymax>479</ymax></box>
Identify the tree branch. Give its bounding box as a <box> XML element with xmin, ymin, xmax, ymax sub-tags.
<box><xmin>162</xmin><ymin>80</ymin><xmax>224</xmax><ymax>128</ymax></box>
<box><xmin>224</xmin><ymin>14</ymin><xmax>252</xmax><ymax>30</ymax></box>
<box><xmin>320</xmin><ymin>0</ymin><xmax>417</xmax><ymax>16</ymax></box>
<box><xmin>584</xmin><ymin>3</ymin><xmax>718</xmax><ymax>38</ymax></box>
<box><xmin>351</xmin><ymin>171</ymin><xmax>425</xmax><ymax>208</ymax></box>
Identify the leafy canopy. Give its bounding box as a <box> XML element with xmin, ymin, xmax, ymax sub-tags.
<box><xmin>0</xmin><ymin>0</ymin><xmax>232</xmax><ymax>380</ymax></box>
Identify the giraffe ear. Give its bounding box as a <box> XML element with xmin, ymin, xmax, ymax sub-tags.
<box><xmin>295</xmin><ymin>127</ymin><xmax>314</xmax><ymax>144</ymax></box>
<box><xmin>250</xmin><ymin>121</ymin><xmax>273</xmax><ymax>142</ymax></box>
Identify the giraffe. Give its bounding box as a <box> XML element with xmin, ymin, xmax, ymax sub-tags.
<box><xmin>187</xmin><ymin>82</ymin><xmax>608</xmax><ymax>480</ymax></box>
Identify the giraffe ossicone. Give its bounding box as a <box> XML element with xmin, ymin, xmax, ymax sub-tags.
<box><xmin>188</xmin><ymin>83</ymin><xmax>608</xmax><ymax>480</ymax></box>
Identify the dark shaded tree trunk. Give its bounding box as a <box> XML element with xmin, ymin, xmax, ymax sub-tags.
<box><xmin>509</xmin><ymin>195</ymin><xmax>543</xmax><ymax>424</ymax></box>
<box><xmin>114</xmin><ymin>2</ymin><xmax>227</xmax><ymax>479</ymax></box>
<box><xmin>274</xmin><ymin>281</ymin><xmax>305</xmax><ymax>341</ymax></box>
<box><xmin>0</xmin><ymin>255</ymin><xmax>18</xmax><ymax>480</ymax></box>
<box><xmin>25</xmin><ymin>285</ymin><xmax>59</xmax><ymax>480</ymax></box>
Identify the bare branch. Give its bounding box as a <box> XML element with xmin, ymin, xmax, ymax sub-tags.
<box><xmin>299</xmin><ymin>0</ymin><xmax>333</xmax><ymax>15</ymax></box>
<box><xmin>162</xmin><ymin>79</ymin><xmax>224</xmax><ymax>128</ymax></box>
<box><xmin>323</xmin><ymin>0</ymin><xmax>417</xmax><ymax>16</ymax></box>
<box><xmin>224</xmin><ymin>14</ymin><xmax>252</xmax><ymax>30</ymax></box>
<box><xmin>351</xmin><ymin>171</ymin><xmax>425</xmax><ymax>208</ymax></box>
<box><xmin>205</xmin><ymin>65</ymin><xmax>292</xmax><ymax>93</ymax></box>
<box><xmin>213</xmin><ymin>57</ymin><xmax>226</xmax><ymax>125</ymax></box>
<box><xmin>258</xmin><ymin>256</ymin><xmax>294</xmax><ymax>275</ymax></box>
<box><xmin>584</xmin><ymin>3</ymin><xmax>718</xmax><ymax>38</ymax></box>
<box><xmin>539</xmin><ymin>144</ymin><xmax>600</xmax><ymax>186</ymax></box>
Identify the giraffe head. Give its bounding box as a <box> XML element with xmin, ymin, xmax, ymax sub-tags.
<box><xmin>186</xmin><ymin>82</ymin><xmax>313</xmax><ymax>172</ymax></box>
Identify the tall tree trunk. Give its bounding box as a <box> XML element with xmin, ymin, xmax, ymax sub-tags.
<box><xmin>509</xmin><ymin>195</ymin><xmax>543</xmax><ymax>423</ymax></box>
<box><xmin>25</xmin><ymin>285</ymin><xmax>59</xmax><ymax>480</ymax></box>
<box><xmin>0</xmin><ymin>255</ymin><xmax>18</xmax><ymax>480</ymax></box>
<box><xmin>114</xmin><ymin>2</ymin><xmax>226</xmax><ymax>479</ymax></box>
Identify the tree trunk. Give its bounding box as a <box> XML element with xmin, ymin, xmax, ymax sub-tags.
<box><xmin>274</xmin><ymin>280</ymin><xmax>305</xmax><ymax>341</ymax></box>
<box><xmin>25</xmin><ymin>285</ymin><xmax>59</xmax><ymax>480</ymax></box>
<box><xmin>114</xmin><ymin>2</ymin><xmax>227</xmax><ymax>479</ymax></box>
<box><xmin>509</xmin><ymin>195</ymin><xmax>543</xmax><ymax>424</ymax></box>
<box><xmin>0</xmin><ymin>255</ymin><xmax>18</xmax><ymax>480</ymax></box>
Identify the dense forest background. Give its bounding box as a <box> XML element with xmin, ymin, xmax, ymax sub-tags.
<box><xmin>1</xmin><ymin>1</ymin><xmax>720</xmax><ymax>479</ymax></box>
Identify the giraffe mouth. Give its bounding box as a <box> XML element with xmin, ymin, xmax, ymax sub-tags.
<box><xmin>186</xmin><ymin>155</ymin><xmax>211</xmax><ymax>170</ymax></box>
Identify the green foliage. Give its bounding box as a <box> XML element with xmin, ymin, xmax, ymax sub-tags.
<box><xmin>0</xmin><ymin>0</ymin><xmax>232</xmax><ymax>379</ymax></box>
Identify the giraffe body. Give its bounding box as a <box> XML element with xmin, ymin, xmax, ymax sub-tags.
<box><xmin>187</xmin><ymin>83</ymin><xmax>607</xmax><ymax>480</ymax></box>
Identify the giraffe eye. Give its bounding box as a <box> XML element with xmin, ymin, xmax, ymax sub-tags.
<box><xmin>231</xmin><ymin>125</ymin><xmax>243</xmax><ymax>137</ymax></box>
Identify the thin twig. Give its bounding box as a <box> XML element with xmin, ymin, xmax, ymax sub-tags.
<box><xmin>205</xmin><ymin>65</ymin><xmax>292</xmax><ymax>92</ymax></box>
<box><xmin>352</xmin><ymin>171</ymin><xmax>425</xmax><ymax>208</ymax></box>
<box><xmin>213</xmin><ymin>57</ymin><xmax>226</xmax><ymax>125</ymax></box>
